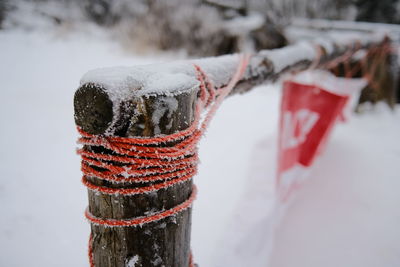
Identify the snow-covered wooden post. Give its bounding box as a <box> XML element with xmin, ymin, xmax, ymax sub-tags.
<box><xmin>73</xmin><ymin>56</ymin><xmax>255</xmax><ymax>267</ymax></box>
<box><xmin>75</xmin><ymin>83</ymin><xmax>198</xmax><ymax>266</ymax></box>
<box><xmin>74</xmin><ymin>32</ymin><xmax>387</xmax><ymax>267</ymax></box>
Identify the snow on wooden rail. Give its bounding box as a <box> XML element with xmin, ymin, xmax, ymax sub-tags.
<box><xmin>75</xmin><ymin>31</ymin><xmax>386</xmax><ymax>136</ymax></box>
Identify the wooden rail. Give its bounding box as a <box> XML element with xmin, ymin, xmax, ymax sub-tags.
<box><xmin>74</xmin><ymin>30</ymin><xmax>389</xmax><ymax>267</ymax></box>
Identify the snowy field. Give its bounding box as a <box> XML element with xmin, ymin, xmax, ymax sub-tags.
<box><xmin>1</xmin><ymin>26</ymin><xmax>400</xmax><ymax>267</ymax></box>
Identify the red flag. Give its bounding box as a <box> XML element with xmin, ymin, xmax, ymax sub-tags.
<box><xmin>277</xmin><ymin>73</ymin><xmax>366</xmax><ymax>201</ymax></box>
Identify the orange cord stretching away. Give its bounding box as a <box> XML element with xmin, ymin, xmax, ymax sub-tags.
<box><xmin>77</xmin><ymin>54</ymin><xmax>250</xmax><ymax>267</ymax></box>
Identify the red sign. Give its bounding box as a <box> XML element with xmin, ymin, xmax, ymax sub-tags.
<box><xmin>278</xmin><ymin>80</ymin><xmax>350</xmax><ymax>200</ymax></box>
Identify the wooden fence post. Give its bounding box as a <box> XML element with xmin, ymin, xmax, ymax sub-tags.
<box><xmin>75</xmin><ymin>84</ymin><xmax>197</xmax><ymax>267</ymax></box>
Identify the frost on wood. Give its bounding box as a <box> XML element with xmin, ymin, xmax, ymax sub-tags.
<box><xmin>78</xmin><ymin>51</ymin><xmax>197</xmax><ymax>267</ymax></box>
<box><xmin>80</xmin><ymin>54</ymin><xmax>241</xmax><ymax>98</ymax></box>
<box><xmin>125</xmin><ymin>255</ymin><xmax>139</xmax><ymax>267</ymax></box>
<box><xmin>260</xmin><ymin>41</ymin><xmax>316</xmax><ymax>73</ymax></box>
<box><xmin>75</xmin><ymin>31</ymin><xmax>387</xmax><ymax>136</ymax></box>
<box><xmin>76</xmin><ymin>54</ymin><xmax>241</xmax><ymax>135</ymax></box>
<box><xmin>151</xmin><ymin>97</ymin><xmax>179</xmax><ymax>135</ymax></box>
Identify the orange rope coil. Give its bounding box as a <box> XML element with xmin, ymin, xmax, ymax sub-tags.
<box><xmin>78</xmin><ymin>54</ymin><xmax>250</xmax><ymax>267</ymax></box>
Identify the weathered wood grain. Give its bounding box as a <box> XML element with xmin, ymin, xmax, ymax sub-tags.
<box><xmin>80</xmin><ymin>89</ymin><xmax>197</xmax><ymax>267</ymax></box>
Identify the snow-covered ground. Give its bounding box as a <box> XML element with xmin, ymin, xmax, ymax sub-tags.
<box><xmin>1</xmin><ymin>26</ymin><xmax>399</xmax><ymax>267</ymax></box>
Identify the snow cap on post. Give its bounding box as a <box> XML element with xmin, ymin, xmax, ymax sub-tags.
<box><xmin>74</xmin><ymin>55</ymin><xmax>243</xmax><ymax>136</ymax></box>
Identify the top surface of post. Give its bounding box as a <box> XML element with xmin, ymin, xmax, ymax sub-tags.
<box><xmin>74</xmin><ymin>55</ymin><xmax>243</xmax><ymax>136</ymax></box>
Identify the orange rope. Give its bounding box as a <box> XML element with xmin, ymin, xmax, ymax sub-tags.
<box><xmin>314</xmin><ymin>40</ymin><xmax>393</xmax><ymax>95</ymax></box>
<box><xmin>78</xmin><ymin>54</ymin><xmax>250</xmax><ymax>267</ymax></box>
<box><xmin>85</xmin><ymin>186</ymin><xmax>198</xmax><ymax>227</ymax></box>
